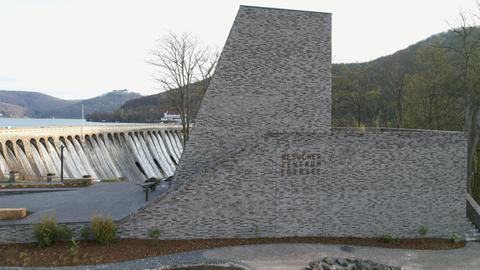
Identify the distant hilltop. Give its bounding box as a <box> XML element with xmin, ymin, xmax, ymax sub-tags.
<box><xmin>87</xmin><ymin>80</ymin><xmax>205</xmax><ymax>123</ymax></box>
<box><xmin>0</xmin><ymin>89</ymin><xmax>141</xmax><ymax>119</ymax></box>
<box><xmin>90</xmin><ymin>26</ymin><xmax>480</xmax><ymax>127</ymax></box>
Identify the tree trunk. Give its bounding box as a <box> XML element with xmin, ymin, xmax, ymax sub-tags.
<box><xmin>467</xmin><ymin>106</ymin><xmax>480</xmax><ymax>194</ymax></box>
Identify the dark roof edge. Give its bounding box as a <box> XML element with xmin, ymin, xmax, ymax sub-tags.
<box><xmin>239</xmin><ymin>5</ymin><xmax>332</xmax><ymax>15</ymax></box>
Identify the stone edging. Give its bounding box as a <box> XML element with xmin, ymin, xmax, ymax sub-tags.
<box><xmin>305</xmin><ymin>257</ymin><xmax>402</xmax><ymax>270</ymax></box>
<box><xmin>0</xmin><ymin>250</ymin><xmax>253</xmax><ymax>270</ymax></box>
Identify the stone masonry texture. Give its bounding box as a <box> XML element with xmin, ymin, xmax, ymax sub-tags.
<box><xmin>0</xmin><ymin>6</ymin><xmax>472</xmax><ymax>242</ymax></box>
<box><xmin>0</xmin><ymin>222</ymin><xmax>88</xmax><ymax>244</ymax></box>
<box><xmin>123</xmin><ymin>6</ymin><xmax>471</xmax><ymax>239</ymax></box>
<box><xmin>0</xmin><ymin>6</ymin><xmax>472</xmax><ymax>244</ymax></box>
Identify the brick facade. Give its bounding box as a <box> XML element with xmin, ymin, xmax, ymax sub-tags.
<box><xmin>119</xmin><ymin>6</ymin><xmax>471</xmax><ymax>239</ymax></box>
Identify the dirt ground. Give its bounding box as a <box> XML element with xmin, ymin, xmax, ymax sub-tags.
<box><xmin>0</xmin><ymin>237</ymin><xmax>464</xmax><ymax>267</ymax></box>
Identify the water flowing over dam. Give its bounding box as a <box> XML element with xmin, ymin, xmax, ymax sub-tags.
<box><xmin>0</xmin><ymin>124</ymin><xmax>183</xmax><ymax>182</ymax></box>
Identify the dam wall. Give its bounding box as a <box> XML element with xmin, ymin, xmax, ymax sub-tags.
<box><xmin>0</xmin><ymin>124</ymin><xmax>183</xmax><ymax>182</ymax></box>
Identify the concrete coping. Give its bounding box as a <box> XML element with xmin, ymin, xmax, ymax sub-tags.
<box><xmin>331</xmin><ymin>127</ymin><xmax>464</xmax><ymax>135</ymax></box>
<box><xmin>467</xmin><ymin>193</ymin><xmax>480</xmax><ymax>214</ymax></box>
<box><xmin>260</xmin><ymin>127</ymin><xmax>465</xmax><ymax>138</ymax></box>
<box><xmin>239</xmin><ymin>5</ymin><xmax>332</xmax><ymax>15</ymax></box>
<box><xmin>331</xmin><ymin>127</ymin><xmax>465</xmax><ymax>135</ymax></box>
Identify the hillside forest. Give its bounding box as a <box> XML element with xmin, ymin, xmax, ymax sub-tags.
<box><xmin>90</xmin><ymin>27</ymin><xmax>480</xmax><ymax>131</ymax></box>
<box><xmin>88</xmin><ymin>25</ymin><xmax>480</xmax><ymax>201</ymax></box>
<box><xmin>333</xmin><ymin>28</ymin><xmax>480</xmax><ymax>131</ymax></box>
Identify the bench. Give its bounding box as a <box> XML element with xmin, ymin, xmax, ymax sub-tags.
<box><xmin>0</xmin><ymin>208</ymin><xmax>27</xmax><ymax>220</ymax></box>
<box><xmin>137</xmin><ymin>178</ymin><xmax>160</xmax><ymax>201</ymax></box>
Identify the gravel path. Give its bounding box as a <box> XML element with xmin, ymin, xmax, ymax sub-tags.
<box><xmin>201</xmin><ymin>242</ymin><xmax>480</xmax><ymax>270</ymax></box>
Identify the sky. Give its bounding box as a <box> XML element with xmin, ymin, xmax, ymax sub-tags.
<box><xmin>0</xmin><ymin>0</ymin><xmax>479</xmax><ymax>99</ymax></box>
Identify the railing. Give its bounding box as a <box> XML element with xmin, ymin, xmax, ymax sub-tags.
<box><xmin>0</xmin><ymin>173</ymin><xmax>77</xmax><ymax>183</ymax></box>
<box><xmin>472</xmin><ymin>173</ymin><xmax>480</xmax><ymax>204</ymax></box>
<box><xmin>0</xmin><ymin>123</ymin><xmax>182</xmax><ymax>137</ymax></box>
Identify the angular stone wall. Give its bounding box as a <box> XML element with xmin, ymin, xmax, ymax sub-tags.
<box><xmin>119</xmin><ymin>6</ymin><xmax>470</xmax><ymax>239</ymax></box>
<box><xmin>271</xmin><ymin>128</ymin><xmax>469</xmax><ymax>237</ymax></box>
<box><xmin>0</xmin><ymin>222</ymin><xmax>88</xmax><ymax>244</ymax></box>
<box><xmin>120</xmin><ymin>128</ymin><xmax>470</xmax><ymax>239</ymax></box>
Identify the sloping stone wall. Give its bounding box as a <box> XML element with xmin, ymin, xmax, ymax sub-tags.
<box><xmin>119</xmin><ymin>128</ymin><xmax>470</xmax><ymax>239</ymax></box>
<box><xmin>0</xmin><ymin>222</ymin><xmax>88</xmax><ymax>244</ymax></box>
<box><xmin>119</xmin><ymin>6</ymin><xmax>470</xmax><ymax>239</ymax></box>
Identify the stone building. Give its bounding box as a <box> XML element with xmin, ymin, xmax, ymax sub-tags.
<box><xmin>120</xmin><ymin>6</ymin><xmax>472</xmax><ymax>239</ymax></box>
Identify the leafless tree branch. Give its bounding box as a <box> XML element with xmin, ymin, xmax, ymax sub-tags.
<box><xmin>148</xmin><ymin>32</ymin><xmax>219</xmax><ymax>147</ymax></box>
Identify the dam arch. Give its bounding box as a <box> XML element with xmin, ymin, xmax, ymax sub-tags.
<box><xmin>0</xmin><ymin>124</ymin><xmax>182</xmax><ymax>182</ymax></box>
<box><xmin>0</xmin><ymin>143</ymin><xmax>9</xmax><ymax>177</ymax></box>
<box><xmin>15</xmin><ymin>139</ymin><xmax>25</xmax><ymax>152</ymax></box>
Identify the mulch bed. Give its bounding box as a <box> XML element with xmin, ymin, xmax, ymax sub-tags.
<box><xmin>0</xmin><ymin>183</ymin><xmax>66</xmax><ymax>189</ymax></box>
<box><xmin>0</xmin><ymin>237</ymin><xmax>465</xmax><ymax>267</ymax></box>
<box><xmin>171</xmin><ymin>267</ymin><xmax>242</xmax><ymax>270</ymax></box>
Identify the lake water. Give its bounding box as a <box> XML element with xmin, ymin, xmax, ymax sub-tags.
<box><xmin>0</xmin><ymin>118</ymin><xmax>128</xmax><ymax>128</ymax></box>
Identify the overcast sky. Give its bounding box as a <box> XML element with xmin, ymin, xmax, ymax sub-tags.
<box><xmin>0</xmin><ymin>0</ymin><xmax>478</xmax><ymax>99</ymax></box>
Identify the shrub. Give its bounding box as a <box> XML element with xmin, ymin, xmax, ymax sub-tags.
<box><xmin>450</xmin><ymin>232</ymin><xmax>462</xmax><ymax>243</ymax></box>
<box><xmin>69</xmin><ymin>238</ymin><xmax>80</xmax><ymax>257</ymax></box>
<box><xmin>34</xmin><ymin>215</ymin><xmax>59</xmax><ymax>248</ymax></box>
<box><xmin>418</xmin><ymin>226</ymin><xmax>430</xmax><ymax>236</ymax></box>
<box><xmin>101</xmin><ymin>177</ymin><xmax>126</xmax><ymax>183</ymax></box>
<box><xmin>57</xmin><ymin>225</ymin><xmax>73</xmax><ymax>240</ymax></box>
<box><xmin>380</xmin><ymin>234</ymin><xmax>394</xmax><ymax>243</ymax></box>
<box><xmin>253</xmin><ymin>224</ymin><xmax>260</xmax><ymax>238</ymax></box>
<box><xmin>63</xmin><ymin>178</ymin><xmax>92</xmax><ymax>187</ymax></box>
<box><xmin>148</xmin><ymin>228</ymin><xmax>161</xmax><ymax>240</ymax></box>
<box><xmin>91</xmin><ymin>215</ymin><xmax>117</xmax><ymax>244</ymax></box>
<box><xmin>354</xmin><ymin>119</ymin><xmax>366</xmax><ymax>134</ymax></box>
<box><xmin>80</xmin><ymin>226</ymin><xmax>90</xmax><ymax>241</ymax></box>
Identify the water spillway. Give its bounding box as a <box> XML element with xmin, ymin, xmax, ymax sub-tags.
<box><xmin>0</xmin><ymin>124</ymin><xmax>183</xmax><ymax>182</ymax></box>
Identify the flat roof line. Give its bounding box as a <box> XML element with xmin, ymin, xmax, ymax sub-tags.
<box><xmin>239</xmin><ymin>5</ymin><xmax>332</xmax><ymax>15</ymax></box>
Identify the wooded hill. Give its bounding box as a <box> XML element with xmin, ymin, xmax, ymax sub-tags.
<box><xmin>89</xmin><ymin>27</ymin><xmax>480</xmax><ymax>131</ymax></box>
<box><xmin>0</xmin><ymin>90</ymin><xmax>77</xmax><ymax>118</ymax></box>
<box><xmin>45</xmin><ymin>90</ymin><xmax>142</xmax><ymax>119</ymax></box>
<box><xmin>333</xmin><ymin>27</ymin><xmax>479</xmax><ymax>131</ymax></box>
<box><xmin>88</xmin><ymin>82</ymin><xmax>205</xmax><ymax>122</ymax></box>
<box><xmin>0</xmin><ymin>89</ymin><xmax>141</xmax><ymax>119</ymax></box>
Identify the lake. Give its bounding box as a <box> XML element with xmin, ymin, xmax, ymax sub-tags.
<box><xmin>0</xmin><ymin>118</ymin><xmax>131</xmax><ymax>128</ymax></box>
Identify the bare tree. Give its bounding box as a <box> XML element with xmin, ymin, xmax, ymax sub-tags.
<box><xmin>149</xmin><ymin>33</ymin><xmax>218</xmax><ymax>146</ymax></box>
<box><xmin>446</xmin><ymin>2</ymin><xmax>480</xmax><ymax>193</ymax></box>
<box><xmin>385</xmin><ymin>61</ymin><xmax>407</xmax><ymax>128</ymax></box>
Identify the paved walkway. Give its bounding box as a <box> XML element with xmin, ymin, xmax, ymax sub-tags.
<box><xmin>202</xmin><ymin>242</ymin><xmax>480</xmax><ymax>270</ymax></box>
<box><xmin>0</xmin><ymin>182</ymin><xmax>168</xmax><ymax>224</ymax></box>
<box><xmin>1</xmin><ymin>242</ymin><xmax>479</xmax><ymax>270</ymax></box>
